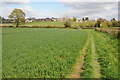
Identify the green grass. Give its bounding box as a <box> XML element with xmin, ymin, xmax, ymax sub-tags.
<box><xmin>1</xmin><ymin>21</ymin><xmax>96</xmax><ymax>28</ymax></box>
<box><xmin>93</xmin><ymin>31</ymin><xmax>118</xmax><ymax>78</ymax></box>
<box><xmin>2</xmin><ymin>28</ymin><xmax>119</xmax><ymax>78</ymax></box>
<box><xmin>81</xmin><ymin>40</ymin><xmax>94</xmax><ymax>78</ymax></box>
<box><xmin>1</xmin><ymin>21</ymin><xmax>65</xmax><ymax>27</ymax></box>
<box><xmin>2</xmin><ymin>28</ymin><xmax>88</xmax><ymax>78</ymax></box>
<box><xmin>24</xmin><ymin>21</ymin><xmax>65</xmax><ymax>27</ymax></box>
<box><xmin>81</xmin><ymin>30</ymin><xmax>118</xmax><ymax>78</ymax></box>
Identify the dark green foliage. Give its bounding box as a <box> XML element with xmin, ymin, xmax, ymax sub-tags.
<box><xmin>64</xmin><ymin>20</ymin><xmax>72</xmax><ymax>28</ymax></box>
<box><xmin>94</xmin><ymin>22</ymin><xmax>101</xmax><ymax>27</ymax></box>
<box><xmin>73</xmin><ymin>17</ymin><xmax>77</xmax><ymax>22</ymax></box>
<box><xmin>9</xmin><ymin>9</ymin><xmax>25</xmax><ymax>27</ymax></box>
<box><xmin>105</xmin><ymin>21</ymin><xmax>112</xmax><ymax>27</ymax></box>
<box><xmin>62</xmin><ymin>17</ymin><xmax>73</xmax><ymax>28</ymax></box>
<box><xmin>111</xmin><ymin>21</ymin><xmax>120</xmax><ymax>27</ymax></box>
<box><xmin>85</xmin><ymin>17</ymin><xmax>89</xmax><ymax>21</ymax></box>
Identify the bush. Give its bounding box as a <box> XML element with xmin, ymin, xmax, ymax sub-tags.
<box><xmin>111</xmin><ymin>21</ymin><xmax>120</xmax><ymax>27</ymax></box>
<box><xmin>62</xmin><ymin>17</ymin><xmax>73</xmax><ymax>28</ymax></box>
<box><xmin>105</xmin><ymin>21</ymin><xmax>112</xmax><ymax>27</ymax></box>
<box><xmin>73</xmin><ymin>17</ymin><xmax>77</xmax><ymax>22</ymax></box>
<box><xmin>94</xmin><ymin>22</ymin><xmax>101</xmax><ymax>27</ymax></box>
<box><xmin>101</xmin><ymin>23</ymin><xmax>108</xmax><ymax>28</ymax></box>
<box><xmin>64</xmin><ymin>20</ymin><xmax>72</xmax><ymax>28</ymax></box>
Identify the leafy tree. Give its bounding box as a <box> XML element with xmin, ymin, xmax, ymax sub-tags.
<box><xmin>82</xmin><ymin>18</ymin><xmax>85</xmax><ymax>21</ymax></box>
<box><xmin>85</xmin><ymin>17</ymin><xmax>89</xmax><ymax>21</ymax></box>
<box><xmin>82</xmin><ymin>17</ymin><xmax>89</xmax><ymax>21</ymax></box>
<box><xmin>73</xmin><ymin>17</ymin><xmax>77</xmax><ymax>22</ymax></box>
<box><xmin>101</xmin><ymin>23</ymin><xmax>108</xmax><ymax>28</ymax></box>
<box><xmin>110</xmin><ymin>18</ymin><xmax>116</xmax><ymax>21</ymax></box>
<box><xmin>62</xmin><ymin>16</ymin><xmax>73</xmax><ymax>28</ymax></box>
<box><xmin>105</xmin><ymin>21</ymin><xmax>112</xmax><ymax>27</ymax></box>
<box><xmin>95</xmin><ymin>20</ymin><xmax>101</xmax><ymax>27</ymax></box>
<box><xmin>9</xmin><ymin>9</ymin><xmax>25</xmax><ymax>27</ymax></box>
<box><xmin>111</xmin><ymin>21</ymin><xmax>120</xmax><ymax>27</ymax></box>
<box><xmin>0</xmin><ymin>16</ymin><xmax>5</xmax><ymax>23</ymax></box>
<box><xmin>0</xmin><ymin>16</ymin><xmax>2</xmax><ymax>20</ymax></box>
<box><xmin>94</xmin><ymin>18</ymin><xmax>106</xmax><ymax>27</ymax></box>
<box><xmin>110</xmin><ymin>18</ymin><xmax>120</xmax><ymax>27</ymax></box>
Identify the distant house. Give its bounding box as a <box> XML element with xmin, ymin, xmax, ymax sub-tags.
<box><xmin>2</xmin><ymin>19</ymin><xmax>11</xmax><ymax>23</ymax></box>
<box><xmin>26</xmin><ymin>18</ymin><xmax>35</xmax><ymax>22</ymax></box>
<box><xmin>44</xmin><ymin>18</ymin><xmax>53</xmax><ymax>21</ymax></box>
<box><xmin>76</xmin><ymin>20</ymin><xmax>79</xmax><ymax>22</ymax></box>
<box><xmin>78</xmin><ymin>20</ymin><xmax>83</xmax><ymax>22</ymax></box>
<box><xmin>34</xmin><ymin>19</ymin><xmax>47</xmax><ymax>21</ymax></box>
<box><xmin>35</xmin><ymin>17</ymin><xmax>59</xmax><ymax>22</ymax></box>
<box><xmin>58</xmin><ymin>18</ymin><xmax>63</xmax><ymax>22</ymax></box>
<box><xmin>51</xmin><ymin>17</ymin><xmax>58</xmax><ymax>21</ymax></box>
<box><xmin>25</xmin><ymin>17</ymin><xmax>59</xmax><ymax>22</ymax></box>
<box><xmin>26</xmin><ymin>19</ymin><xmax>33</xmax><ymax>22</ymax></box>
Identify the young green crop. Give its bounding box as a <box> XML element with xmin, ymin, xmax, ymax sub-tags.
<box><xmin>2</xmin><ymin>28</ymin><xmax>118</xmax><ymax>78</ymax></box>
<box><xmin>2</xmin><ymin>28</ymin><xmax>88</xmax><ymax>78</ymax></box>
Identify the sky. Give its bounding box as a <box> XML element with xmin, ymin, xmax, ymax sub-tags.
<box><xmin>0</xmin><ymin>0</ymin><xmax>119</xmax><ymax>20</ymax></box>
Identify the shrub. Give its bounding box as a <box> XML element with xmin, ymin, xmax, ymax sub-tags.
<box><xmin>101</xmin><ymin>23</ymin><xmax>108</xmax><ymax>28</ymax></box>
<box><xmin>94</xmin><ymin>22</ymin><xmax>101</xmax><ymax>27</ymax></box>
<box><xmin>73</xmin><ymin>17</ymin><xmax>77</xmax><ymax>22</ymax></box>
<box><xmin>62</xmin><ymin>17</ymin><xmax>73</xmax><ymax>28</ymax></box>
<box><xmin>64</xmin><ymin>20</ymin><xmax>72</xmax><ymax>28</ymax></box>
<box><xmin>105</xmin><ymin>21</ymin><xmax>112</xmax><ymax>27</ymax></box>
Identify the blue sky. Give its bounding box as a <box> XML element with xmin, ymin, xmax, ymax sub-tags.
<box><xmin>7</xmin><ymin>2</ymin><xmax>69</xmax><ymax>14</ymax></box>
<box><xmin>29</xmin><ymin>2</ymin><xmax>69</xmax><ymax>12</ymax></box>
<box><xmin>0</xmin><ymin>0</ymin><xmax>119</xmax><ymax>20</ymax></box>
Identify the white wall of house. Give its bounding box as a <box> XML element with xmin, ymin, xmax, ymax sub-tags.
<box><xmin>26</xmin><ymin>20</ymin><xmax>33</xmax><ymax>22</ymax></box>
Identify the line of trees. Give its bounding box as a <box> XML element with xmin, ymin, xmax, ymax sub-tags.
<box><xmin>62</xmin><ymin>17</ymin><xmax>120</xmax><ymax>28</ymax></box>
<box><xmin>95</xmin><ymin>18</ymin><xmax>120</xmax><ymax>28</ymax></box>
<box><xmin>1</xmin><ymin>8</ymin><xmax>120</xmax><ymax>28</ymax></box>
<box><xmin>0</xmin><ymin>16</ymin><xmax>11</xmax><ymax>23</ymax></box>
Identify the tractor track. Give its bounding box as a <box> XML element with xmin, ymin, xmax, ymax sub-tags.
<box><xmin>67</xmin><ymin>34</ymin><xmax>90</xmax><ymax>78</ymax></box>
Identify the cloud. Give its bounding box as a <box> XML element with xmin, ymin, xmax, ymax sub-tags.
<box><xmin>57</xmin><ymin>0</ymin><xmax>119</xmax><ymax>2</ymax></box>
<box><xmin>56</xmin><ymin>2</ymin><xmax>118</xmax><ymax>20</ymax></box>
<box><xmin>0</xmin><ymin>5</ymin><xmax>13</xmax><ymax>18</ymax></box>
<box><xmin>20</xmin><ymin>6</ymin><xmax>46</xmax><ymax>18</ymax></box>
<box><xmin>0</xmin><ymin>1</ymin><xmax>118</xmax><ymax>20</ymax></box>
<box><xmin>0</xmin><ymin>4</ymin><xmax>47</xmax><ymax>18</ymax></box>
<box><xmin>0</xmin><ymin>0</ymin><xmax>30</xmax><ymax>4</ymax></box>
<box><xmin>63</xmin><ymin>2</ymin><xmax>117</xmax><ymax>10</ymax></box>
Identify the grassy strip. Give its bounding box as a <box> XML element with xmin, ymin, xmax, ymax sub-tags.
<box><xmin>1</xmin><ymin>21</ymin><xmax>96</xmax><ymax>28</ymax></box>
<box><xmin>91</xmin><ymin>35</ymin><xmax>101</xmax><ymax>78</ymax></box>
<box><xmin>95</xmin><ymin>28</ymin><xmax>120</xmax><ymax>38</ymax></box>
<box><xmin>81</xmin><ymin>36</ymin><xmax>94</xmax><ymax>78</ymax></box>
<box><xmin>93</xmin><ymin>31</ymin><xmax>118</xmax><ymax>78</ymax></box>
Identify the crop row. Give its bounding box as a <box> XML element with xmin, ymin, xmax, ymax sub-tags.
<box><xmin>2</xmin><ymin>28</ymin><xmax>88</xmax><ymax>78</ymax></box>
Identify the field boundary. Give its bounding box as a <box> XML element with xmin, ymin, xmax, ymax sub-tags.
<box><xmin>91</xmin><ymin>35</ymin><xmax>101</xmax><ymax>78</ymax></box>
<box><xmin>1</xmin><ymin>25</ymin><xmax>95</xmax><ymax>29</ymax></box>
